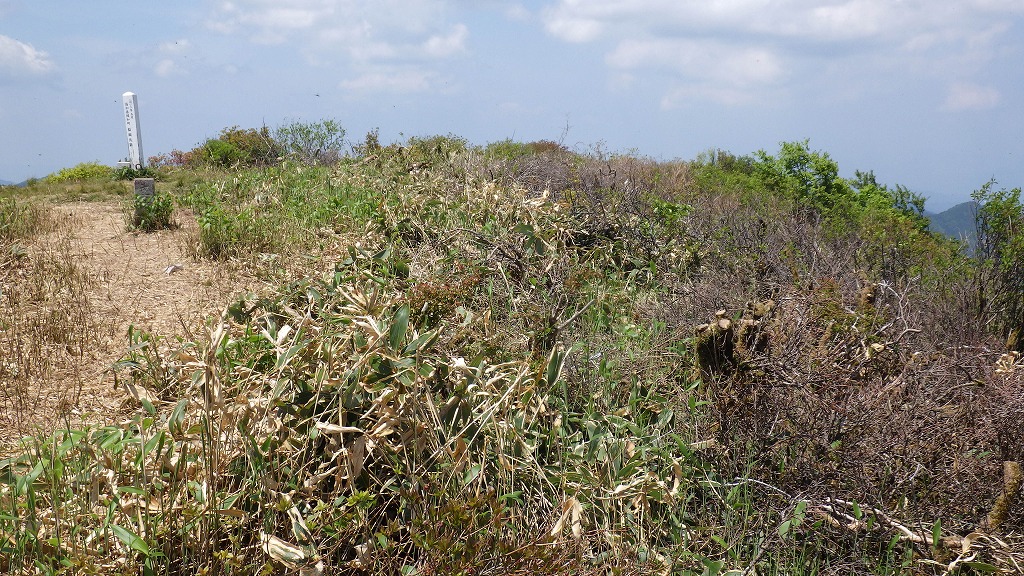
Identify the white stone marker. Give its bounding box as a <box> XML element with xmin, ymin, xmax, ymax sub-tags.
<box><xmin>121</xmin><ymin>91</ymin><xmax>145</xmax><ymax>169</ymax></box>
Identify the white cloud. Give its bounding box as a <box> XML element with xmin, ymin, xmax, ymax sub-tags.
<box><xmin>206</xmin><ymin>0</ymin><xmax>466</xmax><ymax>59</ymax></box>
<box><xmin>423</xmin><ymin>24</ymin><xmax>468</xmax><ymax>58</ymax></box>
<box><xmin>943</xmin><ymin>82</ymin><xmax>1001</xmax><ymax>111</ymax></box>
<box><xmin>544</xmin><ymin>14</ymin><xmax>603</xmax><ymax>43</ymax></box>
<box><xmin>607</xmin><ymin>38</ymin><xmax>782</xmax><ymax>85</ymax></box>
<box><xmin>339</xmin><ymin>68</ymin><xmax>435</xmax><ymax>93</ymax></box>
<box><xmin>205</xmin><ymin>0</ymin><xmax>470</xmax><ymax>92</ymax></box>
<box><xmin>154</xmin><ymin>59</ymin><xmax>180</xmax><ymax>77</ymax></box>
<box><xmin>0</xmin><ymin>35</ymin><xmax>55</xmax><ymax>76</ymax></box>
<box><xmin>503</xmin><ymin>4</ymin><xmax>531</xmax><ymax>22</ymax></box>
<box><xmin>540</xmin><ymin>0</ymin><xmax>1023</xmax><ymax>105</ymax></box>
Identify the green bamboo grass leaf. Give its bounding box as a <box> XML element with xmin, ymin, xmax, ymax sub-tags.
<box><xmin>16</xmin><ymin>460</ymin><xmax>45</xmax><ymax>495</ymax></box>
<box><xmin>402</xmin><ymin>328</ymin><xmax>439</xmax><ymax>355</ymax></box>
<box><xmin>389</xmin><ymin>304</ymin><xmax>409</xmax><ymax>349</ymax></box>
<box><xmin>111</xmin><ymin>524</ymin><xmax>157</xmax><ymax>558</ymax></box>
<box><xmin>276</xmin><ymin>342</ymin><xmax>305</xmax><ymax>371</ymax></box>
<box><xmin>463</xmin><ymin>462</ymin><xmax>483</xmax><ymax>486</ymax></box>
<box><xmin>544</xmin><ymin>346</ymin><xmax>565</xmax><ymax>387</ymax></box>
<box><xmin>261</xmin><ymin>532</ymin><xmax>307</xmax><ymax>564</ymax></box>
<box><xmin>288</xmin><ymin>506</ymin><xmax>313</xmax><ymax>544</ymax></box>
<box><xmin>778</xmin><ymin>519</ymin><xmax>792</xmax><ymax>537</ymax></box>
<box><xmin>168</xmin><ymin>399</ymin><xmax>188</xmax><ymax>439</ymax></box>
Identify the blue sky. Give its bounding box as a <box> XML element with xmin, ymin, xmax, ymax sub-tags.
<box><xmin>2</xmin><ymin>0</ymin><xmax>1022</xmax><ymax>210</ymax></box>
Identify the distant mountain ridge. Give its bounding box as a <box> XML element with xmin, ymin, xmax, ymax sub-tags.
<box><xmin>925</xmin><ymin>201</ymin><xmax>976</xmax><ymax>244</ymax></box>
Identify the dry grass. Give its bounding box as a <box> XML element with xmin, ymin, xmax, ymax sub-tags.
<box><xmin>0</xmin><ymin>198</ymin><xmax>265</xmax><ymax>457</ymax></box>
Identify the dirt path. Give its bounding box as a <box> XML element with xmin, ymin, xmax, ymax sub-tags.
<box><xmin>1</xmin><ymin>201</ymin><xmax>262</xmax><ymax>452</ymax></box>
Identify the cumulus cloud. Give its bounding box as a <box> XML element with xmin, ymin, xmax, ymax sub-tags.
<box><xmin>423</xmin><ymin>24</ymin><xmax>468</xmax><ymax>58</ymax></box>
<box><xmin>339</xmin><ymin>68</ymin><xmax>435</xmax><ymax>93</ymax></box>
<box><xmin>540</xmin><ymin>0</ymin><xmax>1022</xmax><ymax>105</ymax></box>
<box><xmin>206</xmin><ymin>0</ymin><xmax>467</xmax><ymax>60</ymax></box>
<box><xmin>0</xmin><ymin>35</ymin><xmax>55</xmax><ymax>76</ymax></box>
<box><xmin>205</xmin><ymin>0</ymin><xmax>470</xmax><ymax>92</ymax></box>
<box><xmin>943</xmin><ymin>82</ymin><xmax>1001</xmax><ymax>111</ymax></box>
<box><xmin>607</xmin><ymin>38</ymin><xmax>782</xmax><ymax>85</ymax></box>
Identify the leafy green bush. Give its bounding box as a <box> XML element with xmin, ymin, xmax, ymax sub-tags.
<box><xmin>198</xmin><ymin>138</ymin><xmax>245</xmax><ymax>168</ymax></box>
<box><xmin>273</xmin><ymin>118</ymin><xmax>346</xmax><ymax>165</ymax></box>
<box><xmin>754</xmin><ymin>140</ymin><xmax>852</xmax><ymax>220</ymax></box>
<box><xmin>973</xmin><ymin>180</ymin><xmax>1024</xmax><ymax>349</ymax></box>
<box><xmin>484</xmin><ymin>138</ymin><xmax>533</xmax><ymax>161</ymax></box>
<box><xmin>113</xmin><ymin>164</ymin><xmax>159</xmax><ymax>181</ymax></box>
<box><xmin>196</xmin><ymin>126</ymin><xmax>282</xmax><ymax>168</ymax></box>
<box><xmin>125</xmin><ymin>191</ymin><xmax>176</xmax><ymax>232</ymax></box>
<box><xmin>44</xmin><ymin>161</ymin><xmax>113</xmax><ymax>183</ymax></box>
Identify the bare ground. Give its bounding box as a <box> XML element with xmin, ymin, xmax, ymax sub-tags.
<box><xmin>0</xmin><ymin>201</ymin><xmax>263</xmax><ymax>454</ymax></box>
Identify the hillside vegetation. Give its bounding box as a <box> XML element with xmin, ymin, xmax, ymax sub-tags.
<box><xmin>1</xmin><ymin>125</ymin><xmax>1022</xmax><ymax>575</ymax></box>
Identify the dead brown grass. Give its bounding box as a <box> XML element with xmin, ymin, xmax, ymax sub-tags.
<box><xmin>0</xmin><ymin>200</ymin><xmax>263</xmax><ymax>455</ymax></box>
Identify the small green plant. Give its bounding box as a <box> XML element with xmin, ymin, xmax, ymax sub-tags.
<box><xmin>194</xmin><ymin>204</ymin><xmax>274</xmax><ymax>259</ymax></box>
<box><xmin>44</xmin><ymin>161</ymin><xmax>114</xmax><ymax>183</ymax></box>
<box><xmin>126</xmin><ymin>191</ymin><xmax>176</xmax><ymax>232</ymax></box>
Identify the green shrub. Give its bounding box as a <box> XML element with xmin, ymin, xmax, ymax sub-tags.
<box><xmin>44</xmin><ymin>161</ymin><xmax>113</xmax><ymax>183</ymax></box>
<box><xmin>125</xmin><ymin>191</ymin><xmax>176</xmax><ymax>232</ymax></box>
<box><xmin>273</xmin><ymin>119</ymin><xmax>346</xmax><ymax>165</ymax></box>
<box><xmin>198</xmin><ymin>138</ymin><xmax>245</xmax><ymax>168</ymax></box>
<box><xmin>113</xmin><ymin>164</ymin><xmax>159</xmax><ymax>181</ymax></box>
<box><xmin>973</xmin><ymin>180</ymin><xmax>1024</xmax><ymax>349</ymax></box>
<box><xmin>194</xmin><ymin>126</ymin><xmax>282</xmax><ymax>168</ymax></box>
<box><xmin>484</xmin><ymin>138</ymin><xmax>532</xmax><ymax>161</ymax></box>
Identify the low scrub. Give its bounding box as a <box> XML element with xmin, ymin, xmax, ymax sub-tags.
<box><xmin>44</xmin><ymin>161</ymin><xmax>114</xmax><ymax>183</ymax></box>
<box><xmin>3</xmin><ymin>133</ymin><xmax>1024</xmax><ymax>574</ymax></box>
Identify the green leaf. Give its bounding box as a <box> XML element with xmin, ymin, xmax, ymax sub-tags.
<box><xmin>702</xmin><ymin>558</ymin><xmax>725</xmax><ymax>576</ymax></box>
<box><xmin>463</xmin><ymin>463</ymin><xmax>483</xmax><ymax>486</ymax></box>
<box><xmin>402</xmin><ymin>329</ymin><xmax>439</xmax><ymax>355</ymax></box>
<box><xmin>287</xmin><ymin>506</ymin><xmax>312</xmax><ymax>544</ymax></box>
<box><xmin>544</xmin><ymin>346</ymin><xmax>565</xmax><ymax>387</ymax></box>
<box><xmin>389</xmin><ymin>304</ymin><xmax>409</xmax><ymax>349</ymax></box>
<box><xmin>111</xmin><ymin>524</ymin><xmax>156</xmax><ymax>558</ymax></box>
<box><xmin>275</xmin><ymin>343</ymin><xmax>305</xmax><ymax>370</ymax></box>
<box><xmin>778</xmin><ymin>519</ymin><xmax>792</xmax><ymax>537</ymax></box>
<box><xmin>168</xmin><ymin>399</ymin><xmax>188</xmax><ymax>438</ymax></box>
